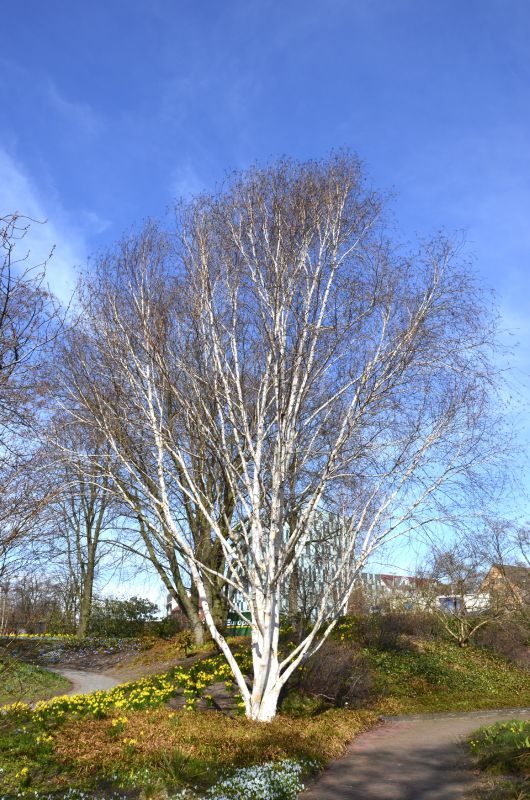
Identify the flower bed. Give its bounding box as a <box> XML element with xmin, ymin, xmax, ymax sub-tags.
<box><xmin>0</xmin><ymin>647</ymin><xmax>373</xmax><ymax>799</ymax></box>
<box><xmin>0</xmin><ymin>651</ymin><xmax>252</xmax><ymax>725</ymax></box>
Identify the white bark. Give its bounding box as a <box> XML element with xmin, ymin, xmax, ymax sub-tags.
<box><xmin>63</xmin><ymin>158</ymin><xmax>504</xmax><ymax>720</ymax></box>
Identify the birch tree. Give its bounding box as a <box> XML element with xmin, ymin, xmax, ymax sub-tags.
<box><xmin>66</xmin><ymin>156</ymin><xmax>502</xmax><ymax>720</ymax></box>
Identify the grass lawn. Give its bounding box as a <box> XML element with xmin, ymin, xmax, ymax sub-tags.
<box><xmin>0</xmin><ymin>659</ymin><xmax>70</xmax><ymax>706</ymax></box>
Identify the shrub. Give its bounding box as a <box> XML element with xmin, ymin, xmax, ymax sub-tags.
<box><xmin>88</xmin><ymin>596</ymin><xmax>159</xmax><ymax>638</ymax></box>
<box><xmin>289</xmin><ymin>639</ymin><xmax>373</xmax><ymax>708</ymax></box>
<box><xmin>148</xmin><ymin>613</ymin><xmax>189</xmax><ymax>639</ymax></box>
<box><xmin>354</xmin><ymin>612</ymin><xmax>443</xmax><ymax>649</ymax></box>
<box><xmin>475</xmin><ymin>619</ymin><xmax>530</xmax><ymax>668</ymax></box>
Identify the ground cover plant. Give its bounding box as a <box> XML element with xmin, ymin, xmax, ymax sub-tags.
<box><xmin>200</xmin><ymin>759</ymin><xmax>310</xmax><ymax>799</ymax></box>
<box><xmin>467</xmin><ymin>719</ymin><xmax>530</xmax><ymax>799</ymax></box>
<box><xmin>291</xmin><ymin>616</ymin><xmax>530</xmax><ymax>715</ymax></box>
<box><xmin>0</xmin><ymin>659</ymin><xmax>70</xmax><ymax>706</ymax></box>
<box><xmin>1</xmin><ymin>625</ymin><xmax>529</xmax><ymax>799</ymax></box>
<box><xmin>365</xmin><ymin>640</ymin><xmax>530</xmax><ymax>715</ymax></box>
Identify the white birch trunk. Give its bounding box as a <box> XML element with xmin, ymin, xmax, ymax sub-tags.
<box><xmin>248</xmin><ymin>588</ymin><xmax>282</xmax><ymax>720</ymax></box>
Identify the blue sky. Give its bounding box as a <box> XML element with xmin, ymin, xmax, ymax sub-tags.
<box><xmin>2</xmin><ymin>0</ymin><xmax>530</xmax><ymax>587</ymax></box>
<box><xmin>2</xmin><ymin>1</ymin><xmax>530</xmax><ymax>305</ymax></box>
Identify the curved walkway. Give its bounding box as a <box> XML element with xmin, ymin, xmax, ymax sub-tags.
<box><xmin>302</xmin><ymin>707</ymin><xmax>530</xmax><ymax>800</ymax></box>
<box><xmin>49</xmin><ymin>668</ymin><xmax>120</xmax><ymax>695</ymax></box>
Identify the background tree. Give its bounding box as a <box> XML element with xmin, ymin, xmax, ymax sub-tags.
<box><xmin>476</xmin><ymin>519</ymin><xmax>530</xmax><ymax>626</ymax></box>
<box><xmin>61</xmin><ymin>229</ymin><xmax>236</xmax><ymax>645</ymax></box>
<box><xmin>0</xmin><ymin>214</ymin><xmax>61</xmax><ymax>577</ymax></box>
<box><xmin>0</xmin><ymin>573</ymin><xmax>78</xmax><ymax>634</ymax></box>
<box><xmin>515</xmin><ymin>526</ymin><xmax>529</xmax><ymax>568</ymax></box>
<box><xmin>418</xmin><ymin>538</ymin><xmax>504</xmax><ymax>647</ymax></box>
<box><xmin>42</xmin><ymin>415</ymin><xmax>121</xmax><ymax>637</ymax></box>
<box><xmin>65</xmin><ymin>156</ymin><xmax>504</xmax><ymax>720</ymax></box>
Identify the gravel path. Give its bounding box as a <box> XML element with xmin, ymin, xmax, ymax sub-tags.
<box><xmin>50</xmin><ymin>668</ymin><xmax>121</xmax><ymax>695</ymax></box>
<box><xmin>302</xmin><ymin>707</ymin><xmax>530</xmax><ymax>800</ymax></box>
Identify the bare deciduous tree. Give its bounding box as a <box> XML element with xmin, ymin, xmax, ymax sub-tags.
<box><xmin>418</xmin><ymin>538</ymin><xmax>504</xmax><ymax>647</ymax></box>
<box><xmin>515</xmin><ymin>527</ymin><xmax>529</xmax><ymax>568</ymax></box>
<box><xmin>476</xmin><ymin>519</ymin><xmax>530</xmax><ymax>625</ymax></box>
<box><xmin>65</xmin><ymin>156</ymin><xmax>503</xmax><ymax>720</ymax></box>
<box><xmin>61</xmin><ymin>229</ymin><xmax>235</xmax><ymax>645</ymax></box>
<box><xmin>0</xmin><ymin>214</ymin><xmax>61</xmax><ymax>575</ymax></box>
<box><xmin>42</xmin><ymin>416</ymin><xmax>121</xmax><ymax>638</ymax></box>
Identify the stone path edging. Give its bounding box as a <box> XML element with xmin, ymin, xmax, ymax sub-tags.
<box><xmin>380</xmin><ymin>705</ymin><xmax>530</xmax><ymax>722</ymax></box>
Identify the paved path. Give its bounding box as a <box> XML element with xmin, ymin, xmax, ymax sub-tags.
<box><xmin>49</xmin><ymin>668</ymin><xmax>120</xmax><ymax>695</ymax></box>
<box><xmin>302</xmin><ymin>708</ymin><xmax>530</xmax><ymax>800</ymax></box>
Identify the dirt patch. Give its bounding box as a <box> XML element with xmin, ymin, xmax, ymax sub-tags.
<box><xmin>166</xmin><ymin>680</ymin><xmax>241</xmax><ymax>714</ymax></box>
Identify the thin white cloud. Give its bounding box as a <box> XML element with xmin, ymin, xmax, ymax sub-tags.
<box><xmin>45</xmin><ymin>79</ymin><xmax>103</xmax><ymax>138</ymax></box>
<box><xmin>170</xmin><ymin>160</ymin><xmax>205</xmax><ymax>201</ymax></box>
<box><xmin>80</xmin><ymin>209</ymin><xmax>112</xmax><ymax>236</ymax></box>
<box><xmin>0</xmin><ymin>148</ymin><xmax>86</xmax><ymax>303</ymax></box>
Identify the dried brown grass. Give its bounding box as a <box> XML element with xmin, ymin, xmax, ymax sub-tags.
<box><xmin>53</xmin><ymin>707</ymin><xmax>376</xmax><ymax>775</ymax></box>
